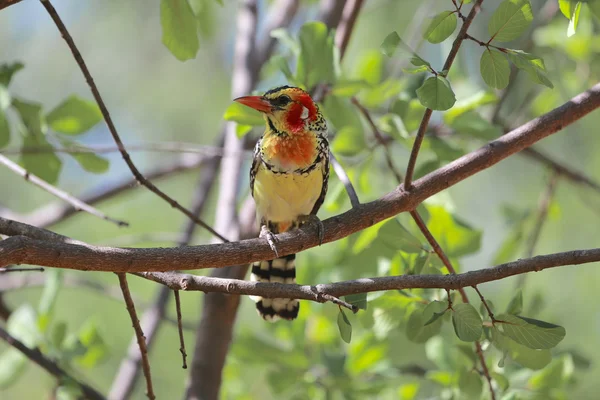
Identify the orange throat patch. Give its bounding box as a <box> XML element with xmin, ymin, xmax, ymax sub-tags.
<box><xmin>262</xmin><ymin>132</ymin><xmax>318</xmax><ymax>170</ymax></box>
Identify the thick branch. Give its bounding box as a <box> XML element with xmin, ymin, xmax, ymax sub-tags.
<box><xmin>2</xmin><ymin>84</ymin><xmax>598</xmax><ymax>271</ymax></box>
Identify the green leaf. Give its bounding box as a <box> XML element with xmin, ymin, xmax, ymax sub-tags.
<box><xmin>559</xmin><ymin>0</ymin><xmax>582</xmax><ymax>36</ymax></box>
<box><xmin>0</xmin><ymin>62</ymin><xmax>24</xmax><ymax>87</ymax></box>
<box><xmin>496</xmin><ymin>314</ymin><xmax>566</xmax><ymax>349</ymax></box>
<box><xmin>443</xmin><ymin>91</ymin><xmax>497</xmax><ymax>124</ymax></box>
<box><xmin>344</xmin><ymin>293</ymin><xmax>367</xmax><ymax>310</ymax></box>
<box><xmin>406</xmin><ymin>304</ymin><xmax>443</xmax><ymax>343</ymax></box>
<box><xmin>270</xmin><ymin>28</ymin><xmax>300</xmax><ymax>56</ymax></box>
<box><xmin>51</xmin><ymin>321</ymin><xmax>68</xmax><ymax>349</ymax></box>
<box><xmin>423</xmin><ymin>300</ymin><xmax>448</xmax><ymax>326</ymax></box>
<box><xmin>331</xmin><ymin>80</ymin><xmax>370</xmax><ymax>97</ymax></box>
<box><xmin>0</xmin><ymin>108</ymin><xmax>9</xmax><ymax>148</ymax></box>
<box><xmin>337</xmin><ymin>309</ymin><xmax>352</xmax><ymax>343</ymax></box>
<box><xmin>488</xmin><ymin>0</ymin><xmax>533</xmax><ymax>43</ymax></box>
<box><xmin>12</xmin><ymin>98</ymin><xmax>44</xmax><ymax>137</ymax></box>
<box><xmin>511</xmin><ymin>340</ymin><xmax>552</xmax><ymax>370</ymax></box>
<box><xmin>429</xmin><ymin>137</ymin><xmax>464</xmax><ymax>161</ymax></box>
<box><xmin>38</xmin><ymin>270</ymin><xmax>63</xmax><ymax>331</ymax></box>
<box><xmin>506</xmin><ymin>290</ymin><xmax>523</xmax><ymax>315</ymax></box>
<box><xmin>161</xmin><ymin>0</ymin><xmax>200</xmax><ymax>61</ymax></box>
<box><xmin>528</xmin><ymin>355</ymin><xmax>573</xmax><ymax>390</ymax></box>
<box><xmin>0</xmin><ymin>305</ymin><xmax>42</xmax><ymax>388</ymax></box>
<box><xmin>507</xmin><ymin>50</ymin><xmax>553</xmax><ymax>88</ymax></box>
<box><xmin>354</xmin><ymin>50</ymin><xmax>384</xmax><ymax>85</ymax></box>
<box><xmin>69</xmin><ymin>320</ymin><xmax>109</xmax><ymax>368</ymax></box>
<box><xmin>449</xmin><ymin>111</ymin><xmax>502</xmax><ymax>140</ymax></box>
<box><xmin>268</xmin><ymin>55</ymin><xmax>298</xmax><ymax>85</ymax></box>
<box><xmin>458</xmin><ymin>369</ymin><xmax>483</xmax><ymax>399</ymax></box>
<box><xmin>491</xmin><ymin>372</ymin><xmax>510</xmax><ymax>392</ymax></box>
<box><xmin>452</xmin><ymin>303</ymin><xmax>483</xmax><ymax>342</ymax></box>
<box><xmin>423</xmin><ymin>11</ymin><xmax>458</xmax><ymax>44</ymax></box>
<box><xmin>426</xmin><ymin>205</ymin><xmax>482</xmax><ymax>258</ymax></box>
<box><xmin>223</xmin><ymin>102</ymin><xmax>264</xmax><ymax>126</ymax></box>
<box><xmin>378</xmin><ymin>218</ymin><xmax>423</xmax><ymax>254</ymax></box>
<box><xmin>46</xmin><ymin>95</ymin><xmax>103</xmax><ymax>135</ymax></box>
<box><xmin>416</xmin><ymin>76</ymin><xmax>456</xmax><ymax>111</ymax></box>
<box><xmin>13</xmin><ymin>99</ymin><xmax>63</xmax><ymax>183</ymax></box>
<box><xmin>332</xmin><ymin>126</ymin><xmax>366</xmax><ymax>156</ymax></box>
<box><xmin>590</xmin><ymin>0</ymin><xmax>600</xmax><ymax>19</ymax></box>
<box><xmin>296</xmin><ymin>21</ymin><xmax>336</xmax><ymax>89</ymax></box>
<box><xmin>55</xmin><ymin>384</ymin><xmax>84</xmax><ymax>400</ymax></box>
<box><xmin>58</xmin><ymin>138</ymin><xmax>110</xmax><ymax>174</ymax></box>
<box><xmin>480</xmin><ymin>49</ymin><xmax>510</xmax><ymax>89</ymax></box>
<box><xmin>381</xmin><ymin>31</ymin><xmax>402</xmax><ymax>57</ymax></box>
<box><xmin>0</xmin><ymin>349</ymin><xmax>27</xmax><ymax>389</ymax></box>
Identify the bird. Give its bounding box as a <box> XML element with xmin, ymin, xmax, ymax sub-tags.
<box><xmin>234</xmin><ymin>85</ymin><xmax>329</xmax><ymax>321</ymax></box>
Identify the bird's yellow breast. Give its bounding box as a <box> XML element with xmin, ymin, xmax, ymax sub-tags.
<box><xmin>253</xmin><ymin>163</ymin><xmax>324</xmax><ymax>229</ymax></box>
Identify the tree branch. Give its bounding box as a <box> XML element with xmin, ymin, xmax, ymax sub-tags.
<box><xmin>404</xmin><ymin>0</ymin><xmax>484</xmax><ymax>188</ymax></box>
<box><xmin>335</xmin><ymin>0</ymin><xmax>364</xmax><ymax>60</ymax></box>
<box><xmin>134</xmin><ymin>248</ymin><xmax>600</xmax><ymax>298</ymax></box>
<box><xmin>15</xmin><ymin>153</ymin><xmax>207</xmax><ymax>228</ymax></box>
<box><xmin>2</xmin><ymin>83</ymin><xmax>598</xmax><ymax>271</ymax></box>
<box><xmin>0</xmin><ymin>325</ymin><xmax>105</xmax><ymax>400</ymax></box>
<box><xmin>116</xmin><ymin>273</ymin><xmax>155</xmax><ymax>400</ymax></box>
<box><xmin>39</xmin><ymin>0</ymin><xmax>228</xmax><ymax>242</ymax></box>
<box><xmin>0</xmin><ymin>154</ymin><xmax>128</xmax><ymax>227</ymax></box>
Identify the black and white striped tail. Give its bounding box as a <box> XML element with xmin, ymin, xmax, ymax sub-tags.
<box><xmin>250</xmin><ymin>253</ymin><xmax>299</xmax><ymax>321</ymax></box>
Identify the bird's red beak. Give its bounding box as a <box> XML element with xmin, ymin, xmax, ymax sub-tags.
<box><xmin>234</xmin><ymin>96</ymin><xmax>272</xmax><ymax>113</ymax></box>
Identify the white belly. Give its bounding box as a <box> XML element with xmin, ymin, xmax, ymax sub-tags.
<box><xmin>253</xmin><ymin>164</ymin><xmax>323</xmax><ymax>224</ymax></box>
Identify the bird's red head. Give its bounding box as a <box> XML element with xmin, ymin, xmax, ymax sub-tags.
<box><xmin>234</xmin><ymin>86</ymin><xmax>320</xmax><ymax>134</ymax></box>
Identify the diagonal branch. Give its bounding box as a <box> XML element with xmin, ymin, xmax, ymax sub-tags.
<box><xmin>0</xmin><ymin>154</ymin><xmax>128</xmax><ymax>227</ymax></box>
<box><xmin>404</xmin><ymin>0</ymin><xmax>484</xmax><ymax>188</ymax></box>
<box><xmin>2</xmin><ymin>83</ymin><xmax>598</xmax><ymax>272</ymax></box>
<box><xmin>0</xmin><ymin>325</ymin><xmax>106</xmax><ymax>400</ymax></box>
<box><xmin>38</xmin><ymin>0</ymin><xmax>228</xmax><ymax>242</ymax></box>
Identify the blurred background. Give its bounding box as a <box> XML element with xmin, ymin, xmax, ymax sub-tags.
<box><xmin>0</xmin><ymin>0</ymin><xmax>599</xmax><ymax>399</ymax></box>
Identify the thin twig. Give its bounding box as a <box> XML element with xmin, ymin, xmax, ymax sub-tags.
<box><xmin>132</xmin><ymin>247</ymin><xmax>600</xmax><ymax>298</ymax></box>
<box><xmin>330</xmin><ymin>153</ymin><xmax>360</xmax><ymax>208</ymax></box>
<box><xmin>404</xmin><ymin>0</ymin><xmax>484</xmax><ymax>189</ymax></box>
<box><xmin>410</xmin><ymin>210</ymin><xmax>495</xmax><ymax>399</ymax></box>
<box><xmin>0</xmin><ymin>142</ymin><xmax>235</xmax><ymax>156</ymax></box>
<box><xmin>38</xmin><ymin>0</ymin><xmax>228</xmax><ymax>243</ymax></box>
<box><xmin>22</xmin><ymin>153</ymin><xmax>208</xmax><ymax>229</ymax></box>
<box><xmin>351</xmin><ymin>97</ymin><xmax>403</xmax><ymax>183</ymax></box>
<box><xmin>0</xmin><ymin>266</ymin><xmax>44</xmax><ymax>273</ymax></box>
<box><xmin>0</xmin><ymin>154</ymin><xmax>128</xmax><ymax>227</ymax></box>
<box><xmin>317</xmin><ymin>0</ymin><xmax>346</xmax><ymax>30</ymax></box>
<box><xmin>515</xmin><ymin>170</ymin><xmax>560</xmax><ymax>289</ymax></box>
<box><xmin>0</xmin><ymin>325</ymin><xmax>105</xmax><ymax>400</ymax></box>
<box><xmin>335</xmin><ymin>0</ymin><xmax>365</xmax><ymax>61</ymax></box>
<box><xmin>109</xmin><ymin>139</ymin><xmax>225</xmax><ymax>400</ymax></box>
<box><xmin>116</xmin><ymin>273</ymin><xmax>155</xmax><ymax>400</ymax></box>
<box><xmin>174</xmin><ymin>290</ymin><xmax>188</xmax><ymax>369</ymax></box>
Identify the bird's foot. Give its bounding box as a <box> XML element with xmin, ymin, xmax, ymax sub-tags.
<box><xmin>298</xmin><ymin>214</ymin><xmax>324</xmax><ymax>246</ymax></box>
<box><xmin>260</xmin><ymin>225</ymin><xmax>279</xmax><ymax>257</ymax></box>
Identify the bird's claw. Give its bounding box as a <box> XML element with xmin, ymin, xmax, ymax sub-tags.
<box><xmin>260</xmin><ymin>225</ymin><xmax>279</xmax><ymax>257</ymax></box>
<box><xmin>299</xmin><ymin>214</ymin><xmax>324</xmax><ymax>246</ymax></box>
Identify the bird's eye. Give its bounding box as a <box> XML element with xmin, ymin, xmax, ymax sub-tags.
<box><xmin>270</xmin><ymin>95</ymin><xmax>291</xmax><ymax>107</ymax></box>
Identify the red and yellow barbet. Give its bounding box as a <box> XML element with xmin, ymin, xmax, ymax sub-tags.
<box><xmin>234</xmin><ymin>86</ymin><xmax>329</xmax><ymax>321</ymax></box>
